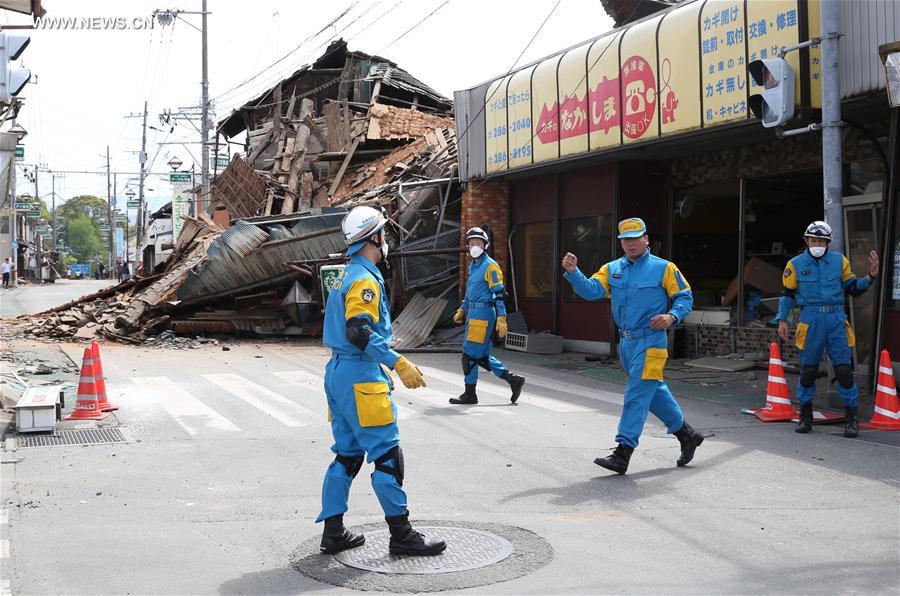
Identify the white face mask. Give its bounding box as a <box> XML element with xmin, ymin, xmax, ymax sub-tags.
<box><xmin>809</xmin><ymin>246</ymin><xmax>827</xmax><ymax>258</ymax></box>
<box><xmin>380</xmin><ymin>239</ymin><xmax>389</xmax><ymax>260</ymax></box>
<box><xmin>469</xmin><ymin>245</ymin><xmax>484</xmax><ymax>259</ymax></box>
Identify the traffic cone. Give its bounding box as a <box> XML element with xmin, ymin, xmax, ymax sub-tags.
<box><xmin>861</xmin><ymin>350</ymin><xmax>900</xmax><ymax>431</ymax></box>
<box><xmin>91</xmin><ymin>341</ymin><xmax>118</xmax><ymax>412</ymax></box>
<box><xmin>750</xmin><ymin>343</ymin><xmax>799</xmax><ymax>422</ymax></box>
<box><xmin>65</xmin><ymin>347</ymin><xmax>108</xmax><ymax>421</ymax></box>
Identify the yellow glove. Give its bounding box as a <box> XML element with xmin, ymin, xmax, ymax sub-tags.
<box><xmin>394</xmin><ymin>356</ymin><xmax>426</xmax><ymax>389</ymax></box>
<box><xmin>453</xmin><ymin>308</ymin><xmax>466</xmax><ymax>324</ymax></box>
<box><xmin>496</xmin><ymin>316</ymin><xmax>508</xmax><ymax>338</ymax></box>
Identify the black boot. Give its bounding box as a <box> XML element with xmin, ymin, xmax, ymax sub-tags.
<box><xmin>385</xmin><ymin>512</ymin><xmax>447</xmax><ymax>556</ymax></box>
<box><xmin>501</xmin><ymin>371</ymin><xmax>525</xmax><ymax>403</ymax></box>
<box><xmin>673</xmin><ymin>421</ymin><xmax>704</xmax><ymax>467</ymax></box>
<box><xmin>844</xmin><ymin>406</ymin><xmax>859</xmax><ymax>438</ymax></box>
<box><xmin>449</xmin><ymin>384</ymin><xmax>478</xmax><ymax>404</ymax></box>
<box><xmin>795</xmin><ymin>402</ymin><xmax>813</xmax><ymax>433</ymax></box>
<box><xmin>594</xmin><ymin>444</ymin><xmax>634</xmax><ymax>475</ymax></box>
<box><xmin>320</xmin><ymin>515</ymin><xmax>365</xmax><ymax>554</ymax></box>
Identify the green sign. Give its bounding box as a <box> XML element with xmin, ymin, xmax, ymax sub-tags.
<box><xmin>319</xmin><ymin>265</ymin><xmax>345</xmax><ymax>298</ymax></box>
<box><xmin>216</xmin><ymin>154</ymin><xmax>229</xmax><ymax>168</ymax></box>
<box><xmin>14</xmin><ymin>146</ymin><xmax>23</xmax><ymax>158</ymax></box>
<box><xmin>26</xmin><ymin>209</ymin><xmax>40</xmax><ymax>217</ymax></box>
<box><xmin>127</xmin><ymin>200</ymin><xmax>141</xmax><ymax>209</ymax></box>
<box><xmin>14</xmin><ymin>202</ymin><xmax>31</xmax><ymax>210</ymax></box>
<box><xmin>170</xmin><ymin>172</ymin><xmax>192</xmax><ymax>183</ymax></box>
<box><xmin>115</xmin><ymin>214</ymin><xmax>127</xmax><ymax>222</ymax></box>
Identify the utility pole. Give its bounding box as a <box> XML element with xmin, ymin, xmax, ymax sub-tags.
<box><xmin>106</xmin><ymin>145</ymin><xmax>114</xmax><ymax>276</ymax></box>
<box><xmin>137</xmin><ymin>100</ymin><xmax>148</xmax><ymax>268</ymax></box>
<box><xmin>51</xmin><ymin>173</ymin><xmax>57</xmax><ymax>256</ymax></box>
<box><xmin>200</xmin><ymin>0</ymin><xmax>210</xmax><ymax>205</ymax></box>
<box><xmin>820</xmin><ymin>0</ymin><xmax>843</xmax><ymax>253</ymax></box>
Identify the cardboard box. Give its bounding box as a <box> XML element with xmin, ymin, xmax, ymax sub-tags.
<box><xmin>723</xmin><ymin>257</ymin><xmax>784</xmax><ymax>305</ymax></box>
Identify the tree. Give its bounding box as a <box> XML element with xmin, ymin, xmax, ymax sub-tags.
<box><xmin>66</xmin><ymin>215</ymin><xmax>102</xmax><ymax>262</ymax></box>
<box><xmin>58</xmin><ymin>195</ymin><xmax>108</xmax><ymax>226</ymax></box>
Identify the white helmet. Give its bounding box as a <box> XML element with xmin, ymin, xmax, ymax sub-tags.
<box><xmin>465</xmin><ymin>226</ymin><xmax>490</xmax><ymax>247</ymax></box>
<box><xmin>342</xmin><ymin>205</ymin><xmax>388</xmax><ymax>248</ymax></box>
<box><xmin>804</xmin><ymin>220</ymin><xmax>832</xmax><ymax>241</ymax></box>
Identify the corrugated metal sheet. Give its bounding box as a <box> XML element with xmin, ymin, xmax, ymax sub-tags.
<box><xmin>840</xmin><ymin>0</ymin><xmax>900</xmax><ymax>99</ymax></box>
<box><xmin>366</xmin><ymin>63</ymin><xmax>451</xmax><ymax>107</ymax></box>
<box><xmin>177</xmin><ymin>219</ymin><xmax>346</xmax><ymax>301</ymax></box>
<box><xmin>454</xmin><ymin>81</ymin><xmax>491</xmax><ymax>181</ymax></box>
<box><xmin>390</xmin><ymin>293</ymin><xmax>449</xmax><ymax>349</ymax></box>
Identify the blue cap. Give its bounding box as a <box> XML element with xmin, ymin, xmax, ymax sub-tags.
<box><xmin>617</xmin><ymin>217</ymin><xmax>647</xmax><ymax>239</ymax></box>
<box><xmin>346</xmin><ymin>241</ymin><xmax>367</xmax><ymax>256</ymax></box>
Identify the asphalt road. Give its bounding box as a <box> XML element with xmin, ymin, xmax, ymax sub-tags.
<box><xmin>0</xmin><ymin>279</ymin><xmax>114</xmax><ymax>318</ymax></box>
<box><xmin>2</xmin><ymin>336</ymin><xmax>898</xmax><ymax>595</ymax></box>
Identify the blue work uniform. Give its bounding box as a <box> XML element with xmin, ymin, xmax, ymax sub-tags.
<box><xmin>564</xmin><ymin>249</ymin><xmax>693</xmax><ymax>448</ymax></box>
<box><xmin>316</xmin><ymin>254</ymin><xmax>407</xmax><ymax>523</ymax></box>
<box><xmin>774</xmin><ymin>249</ymin><xmax>871</xmax><ymax>406</ymax></box>
<box><xmin>459</xmin><ymin>254</ymin><xmax>508</xmax><ymax>384</ymax></box>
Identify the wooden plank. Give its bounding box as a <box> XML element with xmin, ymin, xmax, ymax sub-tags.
<box><xmin>328</xmin><ymin>136</ymin><xmax>360</xmax><ymax>197</ymax></box>
<box><xmin>286</xmin><ymin>98</ymin><xmax>315</xmax><ymax>200</ymax></box>
<box><xmin>263</xmin><ymin>189</ymin><xmax>274</xmax><ymax>216</ymax></box>
<box><xmin>303</xmin><ymin>115</ymin><xmax>327</xmax><ymax>146</ymax></box>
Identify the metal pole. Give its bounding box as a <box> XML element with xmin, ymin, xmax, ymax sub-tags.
<box><xmin>200</xmin><ymin>0</ymin><xmax>210</xmax><ymax>206</ymax></box>
<box><xmin>107</xmin><ymin>145</ymin><xmax>113</xmax><ymax>276</ymax></box>
<box><xmin>820</xmin><ymin>0</ymin><xmax>843</xmax><ymax>252</ymax></box>
<box><xmin>9</xmin><ymin>115</ymin><xmax>17</xmax><ymax>286</ymax></box>
<box><xmin>138</xmin><ymin>100</ymin><xmax>148</xmax><ymax>268</ymax></box>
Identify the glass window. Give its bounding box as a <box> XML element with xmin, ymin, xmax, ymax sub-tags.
<box><xmin>516</xmin><ymin>222</ymin><xmax>554</xmax><ymax>300</ymax></box>
<box><xmin>562</xmin><ymin>215</ymin><xmax>613</xmax><ymax>300</ymax></box>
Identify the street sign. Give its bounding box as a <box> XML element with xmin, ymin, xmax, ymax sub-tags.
<box><xmin>127</xmin><ymin>200</ymin><xmax>141</xmax><ymax>209</ymax></box>
<box><xmin>215</xmin><ymin>154</ymin><xmax>229</xmax><ymax>169</ymax></box>
<box><xmin>170</xmin><ymin>172</ymin><xmax>192</xmax><ymax>183</ymax></box>
<box><xmin>14</xmin><ymin>145</ymin><xmax>24</xmax><ymax>158</ymax></box>
<box><xmin>319</xmin><ymin>265</ymin><xmax>345</xmax><ymax>297</ymax></box>
<box><xmin>26</xmin><ymin>209</ymin><xmax>40</xmax><ymax>217</ymax></box>
<box><xmin>13</xmin><ymin>201</ymin><xmax>31</xmax><ymax>210</ymax></box>
<box><xmin>115</xmin><ymin>214</ymin><xmax>127</xmax><ymax>222</ymax></box>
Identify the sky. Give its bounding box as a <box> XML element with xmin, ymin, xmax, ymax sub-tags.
<box><xmin>5</xmin><ymin>0</ymin><xmax>613</xmax><ymax>216</ymax></box>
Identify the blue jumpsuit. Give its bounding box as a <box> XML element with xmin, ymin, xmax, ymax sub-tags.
<box><xmin>459</xmin><ymin>254</ymin><xmax>508</xmax><ymax>384</ymax></box>
<box><xmin>774</xmin><ymin>249</ymin><xmax>871</xmax><ymax>406</ymax></box>
<box><xmin>564</xmin><ymin>249</ymin><xmax>693</xmax><ymax>448</ymax></box>
<box><xmin>316</xmin><ymin>254</ymin><xmax>407</xmax><ymax>523</ymax></box>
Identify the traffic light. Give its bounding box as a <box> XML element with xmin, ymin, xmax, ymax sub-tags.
<box><xmin>0</xmin><ymin>32</ymin><xmax>31</xmax><ymax>105</ymax></box>
<box><xmin>748</xmin><ymin>58</ymin><xmax>794</xmax><ymax>128</ymax></box>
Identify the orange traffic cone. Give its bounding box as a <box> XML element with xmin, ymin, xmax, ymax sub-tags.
<box><xmin>751</xmin><ymin>343</ymin><xmax>799</xmax><ymax>422</ymax></box>
<box><xmin>91</xmin><ymin>341</ymin><xmax>118</xmax><ymax>412</ymax></box>
<box><xmin>861</xmin><ymin>350</ymin><xmax>900</xmax><ymax>431</ymax></box>
<box><xmin>65</xmin><ymin>347</ymin><xmax>108</xmax><ymax>421</ymax></box>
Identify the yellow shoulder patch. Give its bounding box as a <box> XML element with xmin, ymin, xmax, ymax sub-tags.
<box><xmin>345</xmin><ymin>277</ymin><xmax>381</xmax><ymax>322</ymax></box>
<box><xmin>662</xmin><ymin>262</ymin><xmax>691</xmax><ymax>297</ymax></box>
<box><xmin>591</xmin><ymin>264</ymin><xmax>611</xmax><ymax>294</ymax></box>
<box><xmin>485</xmin><ymin>262</ymin><xmax>503</xmax><ymax>288</ymax></box>
<box><xmin>841</xmin><ymin>256</ymin><xmax>854</xmax><ymax>282</ymax></box>
<box><xmin>783</xmin><ymin>261</ymin><xmax>798</xmax><ymax>290</ymax></box>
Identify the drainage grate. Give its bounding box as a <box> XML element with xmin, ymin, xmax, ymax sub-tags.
<box><xmin>17</xmin><ymin>428</ymin><xmax>128</xmax><ymax>448</ymax></box>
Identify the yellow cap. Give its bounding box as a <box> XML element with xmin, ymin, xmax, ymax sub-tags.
<box><xmin>617</xmin><ymin>217</ymin><xmax>647</xmax><ymax>239</ymax></box>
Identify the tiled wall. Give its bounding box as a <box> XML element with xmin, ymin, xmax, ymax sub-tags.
<box><xmin>679</xmin><ymin>324</ymin><xmax>799</xmax><ymax>363</ymax></box>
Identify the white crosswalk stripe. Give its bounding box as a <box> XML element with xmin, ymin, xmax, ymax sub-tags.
<box><xmin>419</xmin><ymin>365</ymin><xmax>594</xmax><ymax>413</ymax></box>
<box><xmin>203</xmin><ymin>373</ymin><xmax>321</xmax><ymax>427</ymax></box>
<box><xmin>271</xmin><ymin>370</ymin><xmax>421</xmax><ymax>420</ymax></box>
<box><xmin>132</xmin><ymin>377</ymin><xmax>241</xmax><ymax>435</ymax></box>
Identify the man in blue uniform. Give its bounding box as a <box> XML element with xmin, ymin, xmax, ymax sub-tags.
<box><xmin>774</xmin><ymin>221</ymin><xmax>879</xmax><ymax>437</ymax></box>
<box><xmin>562</xmin><ymin>217</ymin><xmax>704</xmax><ymax>474</ymax></box>
<box><xmin>316</xmin><ymin>205</ymin><xmax>446</xmax><ymax>556</ymax></box>
<box><xmin>450</xmin><ymin>227</ymin><xmax>525</xmax><ymax>405</ymax></box>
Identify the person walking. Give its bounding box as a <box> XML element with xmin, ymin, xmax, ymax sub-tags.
<box><xmin>774</xmin><ymin>221</ymin><xmax>879</xmax><ymax>437</ymax></box>
<box><xmin>316</xmin><ymin>205</ymin><xmax>446</xmax><ymax>557</ymax></box>
<box><xmin>1</xmin><ymin>258</ymin><xmax>12</xmax><ymax>288</ymax></box>
<box><xmin>450</xmin><ymin>226</ymin><xmax>525</xmax><ymax>405</ymax></box>
<box><xmin>562</xmin><ymin>217</ymin><xmax>704</xmax><ymax>474</ymax></box>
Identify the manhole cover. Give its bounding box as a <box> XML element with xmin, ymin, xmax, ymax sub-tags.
<box><xmin>333</xmin><ymin>526</ymin><xmax>513</xmax><ymax>574</ymax></box>
<box><xmin>291</xmin><ymin>520</ymin><xmax>553</xmax><ymax>593</ymax></box>
<box><xmin>17</xmin><ymin>428</ymin><xmax>127</xmax><ymax>448</ymax></box>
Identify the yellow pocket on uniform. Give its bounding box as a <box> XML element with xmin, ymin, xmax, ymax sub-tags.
<box><xmin>845</xmin><ymin>320</ymin><xmax>856</xmax><ymax>347</ymax></box>
<box><xmin>641</xmin><ymin>347</ymin><xmax>668</xmax><ymax>381</ymax></box>
<box><xmin>466</xmin><ymin>319</ymin><xmax>489</xmax><ymax>344</ymax></box>
<box><xmin>353</xmin><ymin>382</ymin><xmax>394</xmax><ymax>427</ymax></box>
<box><xmin>795</xmin><ymin>322</ymin><xmax>809</xmax><ymax>350</ymax></box>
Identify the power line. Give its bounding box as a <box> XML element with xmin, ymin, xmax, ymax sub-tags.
<box><xmin>375</xmin><ymin>0</ymin><xmax>450</xmax><ymax>55</ymax></box>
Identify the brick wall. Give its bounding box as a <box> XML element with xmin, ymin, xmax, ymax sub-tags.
<box><xmin>459</xmin><ymin>180</ymin><xmax>510</xmax><ymax>289</ymax></box>
<box><xmin>678</xmin><ymin>324</ymin><xmax>799</xmax><ymax>363</ymax></box>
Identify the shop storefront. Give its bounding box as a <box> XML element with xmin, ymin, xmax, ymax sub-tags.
<box><xmin>454</xmin><ymin>0</ymin><xmax>900</xmax><ymax>396</ymax></box>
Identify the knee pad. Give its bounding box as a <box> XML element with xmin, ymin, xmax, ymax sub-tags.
<box><xmin>334</xmin><ymin>454</ymin><xmax>364</xmax><ymax>478</ymax></box>
<box><xmin>373</xmin><ymin>446</ymin><xmax>404</xmax><ymax>487</ymax></box>
<box><xmin>833</xmin><ymin>364</ymin><xmax>854</xmax><ymax>389</ymax></box>
<box><xmin>461</xmin><ymin>354</ymin><xmax>477</xmax><ymax>376</ymax></box>
<box><xmin>799</xmin><ymin>366</ymin><xmax>819</xmax><ymax>388</ymax></box>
